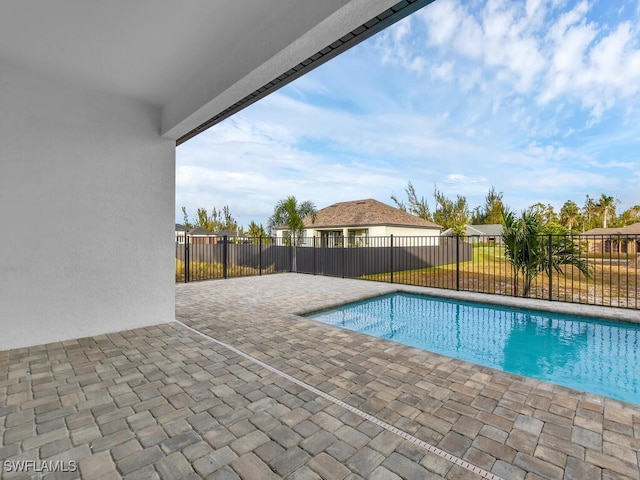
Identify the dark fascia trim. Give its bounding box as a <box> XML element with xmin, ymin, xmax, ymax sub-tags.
<box><xmin>176</xmin><ymin>0</ymin><xmax>435</xmax><ymax>146</ymax></box>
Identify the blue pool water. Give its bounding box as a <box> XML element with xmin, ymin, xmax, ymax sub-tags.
<box><xmin>307</xmin><ymin>293</ymin><xmax>640</xmax><ymax>405</ymax></box>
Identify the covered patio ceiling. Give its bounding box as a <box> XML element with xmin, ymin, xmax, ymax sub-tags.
<box><xmin>1</xmin><ymin>0</ymin><xmax>434</xmax><ymax>144</ymax></box>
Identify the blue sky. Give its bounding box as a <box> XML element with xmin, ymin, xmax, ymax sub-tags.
<box><xmin>176</xmin><ymin>0</ymin><xmax>640</xmax><ymax>228</ymax></box>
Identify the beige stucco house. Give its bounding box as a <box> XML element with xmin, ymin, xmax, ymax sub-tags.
<box><xmin>580</xmin><ymin>223</ymin><xmax>640</xmax><ymax>254</ymax></box>
<box><xmin>276</xmin><ymin>198</ymin><xmax>441</xmax><ymax>247</ymax></box>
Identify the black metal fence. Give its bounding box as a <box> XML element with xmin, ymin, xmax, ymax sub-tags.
<box><xmin>175</xmin><ymin>235</ymin><xmax>470</xmax><ymax>281</ymax></box>
<box><xmin>176</xmin><ymin>233</ymin><xmax>640</xmax><ymax>310</ymax></box>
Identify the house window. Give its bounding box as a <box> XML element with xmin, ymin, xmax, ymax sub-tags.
<box><xmin>320</xmin><ymin>231</ymin><xmax>342</xmax><ymax>247</ymax></box>
<box><xmin>347</xmin><ymin>229</ymin><xmax>369</xmax><ymax>247</ymax></box>
<box><xmin>280</xmin><ymin>230</ymin><xmax>308</xmax><ymax>246</ymax></box>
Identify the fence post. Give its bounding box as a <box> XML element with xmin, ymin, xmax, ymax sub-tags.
<box><xmin>313</xmin><ymin>236</ymin><xmax>316</xmax><ymax>275</ymax></box>
<box><xmin>390</xmin><ymin>234</ymin><xmax>394</xmax><ymax>284</ymax></box>
<box><xmin>223</xmin><ymin>235</ymin><xmax>228</xmax><ymax>279</ymax></box>
<box><xmin>259</xmin><ymin>236</ymin><xmax>262</xmax><ymax>276</ymax></box>
<box><xmin>456</xmin><ymin>235</ymin><xmax>460</xmax><ymax>291</ymax></box>
<box><xmin>548</xmin><ymin>233</ymin><xmax>553</xmax><ymax>301</ymax></box>
<box><xmin>185</xmin><ymin>234</ymin><xmax>190</xmax><ymax>283</ymax></box>
<box><xmin>341</xmin><ymin>236</ymin><xmax>345</xmax><ymax>278</ymax></box>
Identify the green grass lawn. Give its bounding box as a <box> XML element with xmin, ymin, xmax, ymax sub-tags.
<box><xmin>364</xmin><ymin>244</ymin><xmax>640</xmax><ymax>308</ymax></box>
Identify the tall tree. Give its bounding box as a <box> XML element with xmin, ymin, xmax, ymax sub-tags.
<box><xmin>181</xmin><ymin>206</ymin><xmax>193</xmax><ymax>229</ymax></box>
<box><xmin>618</xmin><ymin>205</ymin><xmax>640</xmax><ymax>226</ymax></box>
<box><xmin>268</xmin><ymin>196</ymin><xmax>317</xmax><ymax>272</ymax></box>
<box><xmin>595</xmin><ymin>194</ymin><xmax>617</xmax><ymax>229</ymax></box>
<box><xmin>482</xmin><ymin>186</ymin><xmax>505</xmax><ymax>224</ymax></box>
<box><xmin>527</xmin><ymin>202</ymin><xmax>558</xmax><ymax>226</ymax></box>
<box><xmin>502</xmin><ymin>208</ymin><xmax>590</xmax><ymax>297</ymax></box>
<box><xmin>559</xmin><ymin>200</ymin><xmax>581</xmax><ymax>232</ymax></box>
<box><xmin>391</xmin><ymin>182</ymin><xmax>432</xmax><ymax>221</ymax></box>
<box><xmin>195</xmin><ymin>208</ymin><xmax>213</xmax><ymax>230</ymax></box>
<box><xmin>182</xmin><ymin>205</ymin><xmax>239</xmax><ymax>233</ymax></box>
<box><xmin>470</xmin><ymin>206</ymin><xmax>484</xmax><ymax>225</ymax></box>
<box><xmin>247</xmin><ymin>221</ymin><xmax>268</xmax><ymax>245</ymax></box>
<box><xmin>220</xmin><ymin>205</ymin><xmax>239</xmax><ymax>232</ymax></box>
<box><xmin>268</xmin><ymin>196</ymin><xmax>317</xmax><ymax>244</ymax></box>
<box><xmin>433</xmin><ymin>188</ymin><xmax>469</xmax><ymax>235</ymax></box>
<box><xmin>582</xmin><ymin>195</ymin><xmax>597</xmax><ymax>231</ymax></box>
<box><xmin>247</xmin><ymin>221</ymin><xmax>267</xmax><ymax>238</ymax></box>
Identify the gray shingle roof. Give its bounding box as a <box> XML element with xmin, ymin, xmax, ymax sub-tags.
<box><xmin>303</xmin><ymin>199</ymin><xmax>441</xmax><ymax>229</ymax></box>
<box><xmin>188</xmin><ymin>227</ymin><xmax>216</xmax><ymax>236</ymax></box>
<box><xmin>441</xmin><ymin>224</ymin><xmax>504</xmax><ymax>237</ymax></box>
<box><xmin>466</xmin><ymin>224</ymin><xmax>504</xmax><ymax>236</ymax></box>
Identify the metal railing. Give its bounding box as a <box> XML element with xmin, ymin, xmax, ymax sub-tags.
<box><xmin>175</xmin><ymin>235</ymin><xmax>291</xmax><ymax>282</ymax></box>
<box><xmin>175</xmin><ymin>233</ymin><xmax>640</xmax><ymax>310</ymax></box>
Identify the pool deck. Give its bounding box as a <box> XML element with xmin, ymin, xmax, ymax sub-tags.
<box><xmin>2</xmin><ymin>274</ymin><xmax>640</xmax><ymax>479</ymax></box>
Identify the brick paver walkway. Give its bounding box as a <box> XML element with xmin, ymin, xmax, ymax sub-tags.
<box><xmin>2</xmin><ymin>274</ymin><xmax>640</xmax><ymax>479</ymax></box>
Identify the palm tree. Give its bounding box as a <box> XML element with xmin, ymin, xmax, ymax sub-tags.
<box><xmin>502</xmin><ymin>208</ymin><xmax>590</xmax><ymax>297</ymax></box>
<box><xmin>560</xmin><ymin>200</ymin><xmax>581</xmax><ymax>232</ymax></box>
<box><xmin>595</xmin><ymin>194</ymin><xmax>617</xmax><ymax>229</ymax></box>
<box><xmin>582</xmin><ymin>195</ymin><xmax>597</xmax><ymax>231</ymax></box>
<box><xmin>247</xmin><ymin>221</ymin><xmax>268</xmax><ymax>244</ymax></box>
<box><xmin>268</xmin><ymin>196</ymin><xmax>317</xmax><ymax>271</ymax></box>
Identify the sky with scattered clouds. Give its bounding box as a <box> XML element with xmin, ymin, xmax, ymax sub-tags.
<box><xmin>176</xmin><ymin>0</ymin><xmax>640</xmax><ymax>229</ymax></box>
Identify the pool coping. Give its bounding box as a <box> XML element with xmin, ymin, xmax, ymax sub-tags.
<box><xmin>297</xmin><ymin>284</ymin><xmax>640</xmax><ymax>407</ymax></box>
<box><xmin>294</xmin><ymin>283</ymin><xmax>640</xmax><ymax>325</ymax></box>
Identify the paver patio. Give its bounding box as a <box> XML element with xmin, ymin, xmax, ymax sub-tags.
<box><xmin>2</xmin><ymin>274</ymin><xmax>640</xmax><ymax>479</ymax></box>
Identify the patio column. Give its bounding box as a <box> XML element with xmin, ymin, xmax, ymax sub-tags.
<box><xmin>0</xmin><ymin>62</ymin><xmax>175</xmax><ymax>350</ymax></box>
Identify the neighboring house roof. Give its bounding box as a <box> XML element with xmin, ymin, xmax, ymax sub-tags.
<box><xmin>187</xmin><ymin>227</ymin><xmax>216</xmax><ymax>236</ymax></box>
<box><xmin>581</xmin><ymin>223</ymin><xmax>640</xmax><ymax>235</ymax></box>
<box><xmin>175</xmin><ymin>225</ymin><xmax>237</xmax><ymax>236</ymax></box>
<box><xmin>302</xmin><ymin>199</ymin><xmax>441</xmax><ymax>230</ymax></box>
<box><xmin>441</xmin><ymin>224</ymin><xmax>504</xmax><ymax>237</ymax></box>
<box><xmin>466</xmin><ymin>224</ymin><xmax>504</xmax><ymax>236</ymax></box>
<box><xmin>213</xmin><ymin>230</ymin><xmax>237</xmax><ymax>237</ymax></box>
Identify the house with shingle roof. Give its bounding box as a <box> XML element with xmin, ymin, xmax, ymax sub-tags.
<box><xmin>275</xmin><ymin>199</ymin><xmax>441</xmax><ymax>247</ymax></box>
<box><xmin>441</xmin><ymin>224</ymin><xmax>504</xmax><ymax>244</ymax></box>
<box><xmin>580</xmin><ymin>223</ymin><xmax>640</xmax><ymax>254</ymax></box>
<box><xmin>175</xmin><ymin>224</ymin><xmax>236</xmax><ymax>245</ymax></box>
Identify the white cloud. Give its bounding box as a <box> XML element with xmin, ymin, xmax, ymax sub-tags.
<box><xmin>376</xmin><ymin>17</ymin><xmax>428</xmax><ymax>74</ymax></box>
<box><xmin>419</xmin><ymin>0</ymin><xmax>547</xmax><ymax>92</ymax></box>
<box><xmin>429</xmin><ymin>61</ymin><xmax>454</xmax><ymax>80</ymax></box>
<box><xmin>415</xmin><ymin>0</ymin><xmax>640</xmax><ymax>119</ymax></box>
<box><xmin>540</xmin><ymin>16</ymin><xmax>640</xmax><ymax>118</ymax></box>
<box><xmin>420</xmin><ymin>0</ymin><xmax>463</xmax><ymax>45</ymax></box>
<box><xmin>525</xmin><ymin>0</ymin><xmax>544</xmax><ymax>18</ymax></box>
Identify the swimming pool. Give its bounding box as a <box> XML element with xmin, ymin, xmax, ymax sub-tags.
<box><xmin>307</xmin><ymin>292</ymin><xmax>640</xmax><ymax>405</ymax></box>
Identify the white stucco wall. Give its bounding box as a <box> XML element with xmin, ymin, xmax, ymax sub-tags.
<box><xmin>0</xmin><ymin>62</ymin><xmax>175</xmax><ymax>350</ymax></box>
<box><xmin>302</xmin><ymin>226</ymin><xmax>441</xmax><ymax>247</ymax></box>
<box><xmin>370</xmin><ymin>226</ymin><xmax>441</xmax><ymax>245</ymax></box>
